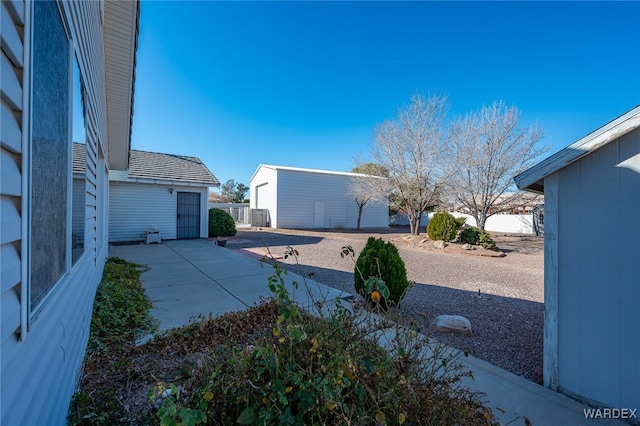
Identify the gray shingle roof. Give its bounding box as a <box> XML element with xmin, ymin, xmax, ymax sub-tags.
<box><xmin>73</xmin><ymin>143</ymin><xmax>219</xmax><ymax>186</ymax></box>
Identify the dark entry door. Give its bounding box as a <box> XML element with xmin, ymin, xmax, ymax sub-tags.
<box><xmin>176</xmin><ymin>192</ymin><xmax>201</xmax><ymax>239</ymax></box>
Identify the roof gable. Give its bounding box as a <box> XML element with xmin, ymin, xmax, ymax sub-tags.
<box><xmin>515</xmin><ymin>105</ymin><xmax>640</xmax><ymax>193</ymax></box>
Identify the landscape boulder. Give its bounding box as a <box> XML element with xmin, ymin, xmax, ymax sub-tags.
<box><xmin>462</xmin><ymin>243</ymin><xmax>474</xmax><ymax>250</ymax></box>
<box><xmin>433</xmin><ymin>240</ymin><xmax>446</xmax><ymax>249</ymax></box>
<box><xmin>430</xmin><ymin>315</ymin><xmax>472</xmax><ymax>336</ymax></box>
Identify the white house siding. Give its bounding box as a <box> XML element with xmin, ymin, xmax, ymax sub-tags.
<box><xmin>274</xmin><ymin>169</ymin><xmax>388</xmax><ymax>229</ymax></box>
<box><xmin>554</xmin><ymin>130</ymin><xmax>640</xmax><ymax>410</ymax></box>
<box><xmin>1</xmin><ymin>1</ymin><xmax>113</xmax><ymax>424</ymax></box>
<box><xmin>109</xmin><ymin>182</ymin><xmax>208</xmax><ymax>241</ymax></box>
<box><xmin>250</xmin><ymin>166</ymin><xmax>278</xmax><ymax>227</ymax></box>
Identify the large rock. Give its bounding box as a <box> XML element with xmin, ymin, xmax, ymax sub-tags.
<box><xmin>430</xmin><ymin>315</ymin><xmax>472</xmax><ymax>336</ymax></box>
<box><xmin>433</xmin><ymin>240</ymin><xmax>446</xmax><ymax>249</ymax></box>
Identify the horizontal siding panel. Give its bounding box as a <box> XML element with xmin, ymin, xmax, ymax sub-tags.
<box><xmin>1</xmin><ymin>287</ymin><xmax>20</xmax><ymax>344</ymax></box>
<box><xmin>1</xmin><ymin>254</ymin><xmax>102</xmax><ymax>425</ymax></box>
<box><xmin>1</xmin><ymin>148</ymin><xmax>21</xmax><ymax>196</ymax></box>
<box><xmin>109</xmin><ymin>183</ymin><xmax>179</xmax><ymax>241</ymax></box>
<box><xmin>3</xmin><ymin>0</ymin><xmax>24</xmax><ymax>26</ymax></box>
<box><xmin>0</xmin><ymin>196</ymin><xmax>20</xmax><ymax>245</ymax></box>
<box><xmin>0</xmin><ymin>243</ymin><xmax>20</xmax><ymax>293</ymax></box>
<box><xmin>0</xmin><ymin>103</ymin><xmax>21</xmax><ymax>153</ymax></box>
<box><xmin>0</xmin><ymin>53</ymin><xmax>22</xmax><ymax>110</ymax></box>
<box><xmin>1</xmin><ymin>2</ymin><xmax>23</xmax><ymax>68</ymax></box>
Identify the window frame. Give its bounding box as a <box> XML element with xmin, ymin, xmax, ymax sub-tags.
<box><xmin>24</xmin><ymin>0</ymin><xmax>76</xmax><ymax>324</ymax></box>
<box><xmin>72</xmin><ymin>54</ymin><xmax>88</xmax><ymax>266</ymax></box>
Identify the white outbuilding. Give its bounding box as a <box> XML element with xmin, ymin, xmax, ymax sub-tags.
<box><xmin>107</xmin><ymin>148</ymin><xmax>220</xmax><ymax>241</ymax></box>
<box><xmin>515</xmin><ymin>105</ymin><xmax>640</xmax><ymax>412</ymax></box>
<box><xmin>249</xmin><ymin>165</ymin><xmax>389</xmax><ymax>229</ymax></box>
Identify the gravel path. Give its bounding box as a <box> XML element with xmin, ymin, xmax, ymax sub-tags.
<box><xmin>227</xmin><ymin>226</ymin><xmax>544</xmax><ymax>382</ymax></box>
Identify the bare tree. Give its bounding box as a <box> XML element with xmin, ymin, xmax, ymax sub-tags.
<box><xmin>449</xmin><ymin>101</ymin><xmax>547</xmax><ymax>229</ymax></box>
<box><xmin>364</xmin><ymin>94</ymin><xmax>454</xmax><ymax>235</ymax></box>
<box><xmin>349</xmin><ymin>163</ymin><xmax>388</xmax><ymax>230</ymax></box>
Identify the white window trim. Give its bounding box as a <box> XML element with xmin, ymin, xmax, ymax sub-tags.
<box><xmin>22</xmin><ymin>0</ymin><xmax>77</xmax><ymax>330</ymax></box>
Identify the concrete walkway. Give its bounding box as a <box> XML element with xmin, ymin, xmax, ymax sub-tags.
<box><xmin>109</xmin><ymin>239</ymin><xmax>623</xmax><ymax>426</ymax></box>
<box><xmin>109</xmin><ymin>239</ymin><xmax>348</xmax><ymax>332</ymax></box>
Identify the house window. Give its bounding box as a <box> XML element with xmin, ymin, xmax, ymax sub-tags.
<box><xmin>30</xmin><ymin>0</ymin><xmax>71</xmax><ymax>311</ymax></box>
<box><xmin>72</xmin><ymin>56</ymin><xmax>86</xmax><ymax>264</ymax></box>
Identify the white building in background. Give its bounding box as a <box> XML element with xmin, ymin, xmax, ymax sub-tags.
<box><xmin>249</xmin><ymin>164</ymin><xmax>389</xmax><ymax>229</ymax></box>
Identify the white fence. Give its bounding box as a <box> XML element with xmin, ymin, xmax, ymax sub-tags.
<box><xmin>390</xmin><ymin>211</ymin><xmax>536</xmax><ymax>234</ymax></box>
<box><xmin>208</xmin><ymin>203</ymin><xmax>251</xmax><ymax>225</ymax></box>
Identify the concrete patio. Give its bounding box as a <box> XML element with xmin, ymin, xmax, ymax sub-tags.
<box><xmin>109</xmin><ymin>239</ymin><xmax>624</xmax><ymax>425</ymax></box>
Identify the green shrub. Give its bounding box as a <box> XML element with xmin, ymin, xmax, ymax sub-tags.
<box><xmin>88</xmin><ymin>257</ymin><xmax>155</xmax><ymax>351</ymax></box>
<box><xmin>153</xmin><ymin>249</ymin><xmax>493</xmax><ymax>425</ymax></box>
<box><xmin>354</xmin><ymin>237</ymin><xmax>408</xmax><ymax>308</ymax></box>
<box><xmin>460</xmin><ymin>227</ymin><xmax>498</xmax><ymax>251</ymax></box>
<box><xmin>208</xmin><ymin>208</ymin><xmax>237</xmax><ymax>237</ymax></box>
<box><xmin>454</xmin><ymin>216</ymin><xmax>467</xmax><ymax>229</ymax></box>
<box><xmin>426</xmin><ymin>211</ymin><xmax>459</xmax><ymax>242</ymax></box>
<box><xmin>69</xmin><ymin>248</ymin><xmax>493</xmax><ymax>425</ymax></box>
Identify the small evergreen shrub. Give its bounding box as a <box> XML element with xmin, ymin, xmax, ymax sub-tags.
<box><xmin>208</xmin><ymin>208</ymin><xmax>237</xmax><ymax>237</ymax></box>
<box><xmin>354</xmin><ymin>237</ymin><xmax>408</xmax><ymax>308</ymax></box>
<box><xmin>460</xmin><ymin>227</ymin><xmax>498</xmax><ymax>251</ymax></box>
<box><xmin>454</xmin><ymin>216</ymin><xmax>467</xmax><ymax>229</ymax></box>
<box><xmin>426</xmin><ymin>211</ymin><xmax>459</xmax><ymax>242</ymax></box>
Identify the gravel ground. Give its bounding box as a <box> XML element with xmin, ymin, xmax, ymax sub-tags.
<box><xmin>227</xmin><ymin>226</ymin><xmax>544</xmax><ymax>383</ymax></box>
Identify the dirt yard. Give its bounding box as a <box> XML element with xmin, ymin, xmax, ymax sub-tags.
<box><xmin>226</xmin><ymin>226</ymin><xmax>544</xmax><ymax>383</ymax></box>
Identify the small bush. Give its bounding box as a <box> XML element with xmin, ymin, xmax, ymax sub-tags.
<box><xmin>208</xmin><ymin>208</ymin><xmax>237</xmax><ymax>237</ymax></box>
<box><xmin>427</xmin><ymin>211</ymin><xmax>459</xmax><ymax>242</ymax></box>
<box><xmin>460</xmin><ymin>227</ymin><xmax>498</xmax><ymax>251</ymax></box>
<box><xmin>153</xmin><ymin>249</ymin><xmax>493</xmax><ymax>425</ymax></box>
<box><xmin>354</xmin><ymin>237</ymin><xmax>408</xmax><ymax>308</ymax></box>
<box><xmin>88</xmin><ymin>257</ymin><xmax>155</xmax><ymax>351</ymax></box>
<box><xmin>69</xmin><ymin>257</ymin><xmax>155</xmax><ymax>425</ymax></box>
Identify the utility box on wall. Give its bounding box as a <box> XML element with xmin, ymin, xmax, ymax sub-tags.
<box><xmin>145</xmin><ymin>227</ymin><xmax>161</xmax><ymax>244</ymax></box>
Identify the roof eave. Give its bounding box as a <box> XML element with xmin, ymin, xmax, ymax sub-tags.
<box><xmin>515</xmin><ymin>105</ymin><xmax>640</xmax><ymax>193</ymax></box>
<box><xmin>103</xmin><ymin>0</ymin><xmax>139</xmax><ymax>171</ymax></box>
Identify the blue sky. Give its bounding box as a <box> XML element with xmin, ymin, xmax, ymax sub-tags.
<box><xmin>126</xmin><ymin>1</ymin><xmax>640</xmax><ymax>189</ymax></box>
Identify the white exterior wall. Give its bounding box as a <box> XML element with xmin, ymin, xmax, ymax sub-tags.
<box><xmin>1</xmin><ymin>1</ymin><xmax>111</xmax><ymax>424</ymax></box>
<box><xmin>109</xmin><ymin>182</ymin><xmax>208</xmax><ymax>242</ymax></box>
<box><xmin>275</xmin><ymin>169</ymin><xmax>388</xmax><ymax>229</ymax></box>
<box><xmin>250</xmin><ymin>166</ymin><xmax>278</xmax><ymax>227</ymax></box>
<box><xmin>551</xmin><ymin>129</ymin><xmax>640</xmax><ymax>409</ymax></box>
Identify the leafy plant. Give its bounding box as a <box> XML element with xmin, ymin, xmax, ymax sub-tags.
<box><xmin>426</xmin><ymin>211</ymin><xmax>459</xmax><ymax>242</ymax></box>
<box><xmin>352</xmin><ymin>237</ymin><xmax>409</xmax><ymax>309</ymax></box>
<box><xmin>460</xmin><ymin>227</ymin><xmax>498</xmax><ymax>251</ymax></box>
<box><xmin>87</xmin><ymin>257</ymin><xmax>155</xmax><ymax>351</ymax></box>
<box><xmin>153</xmin><ymin>247</ymin><xmax>493</xmax><ymax>426</ymax></box>
<box><xmin>208</xmin><ymin>208</ymin><xmax>237</xmax><ymax>238</ymax></box>
<box><xmin>69</xmin><ymin>257</ymin><xmax>156</xmax><ymax>425</ymax></box>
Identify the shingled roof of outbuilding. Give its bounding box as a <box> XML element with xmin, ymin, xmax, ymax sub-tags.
<box><xmin>73</xmin><ymin>143</ymin><xmax>219</xmax><ymax>186</ymax></box>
